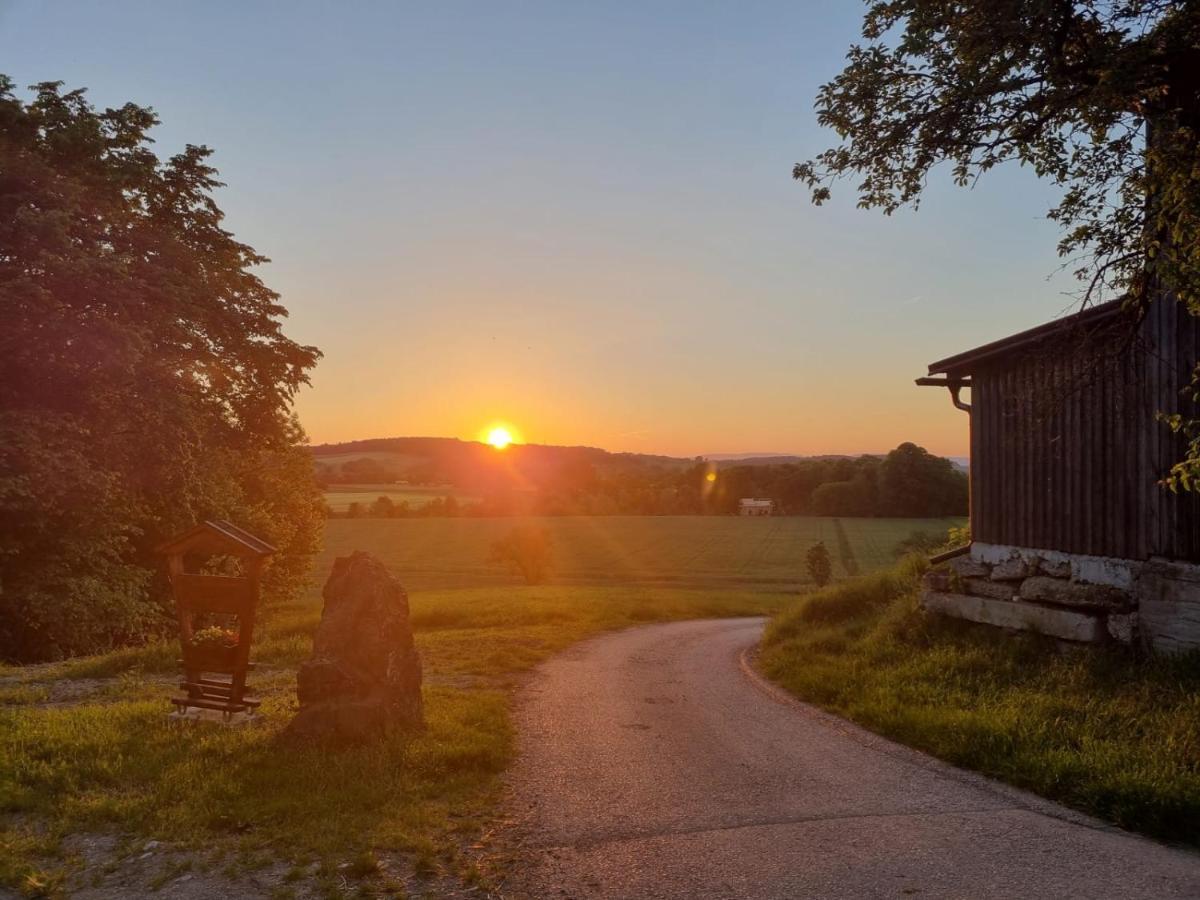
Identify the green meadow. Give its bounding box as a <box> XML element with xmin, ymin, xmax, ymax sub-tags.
<box><xmin>318</xmin><ymin>515</ymin><xmax>964</xmax><ymax>590</ymax></box>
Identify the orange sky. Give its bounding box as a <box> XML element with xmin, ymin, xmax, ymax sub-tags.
<box><xmin>7</xmin><ymin>2</ymin><xmax>1077</xmax><ymax>461</ymax></box>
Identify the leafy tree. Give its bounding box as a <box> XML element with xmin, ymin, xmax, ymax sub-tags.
<box><xmin>0</xmin><ymin>79</ymin><xmax>322</xmax><ymax>660</ymax></box>
<box><xmin>806</xmin><ymin>541</ymin><xmax>833</xmax><ymax>587</ymax></box>
<box><xmin>811</xmin><ymin>472</ymin><xmax>878</xmax><ymax>516</ymax></box>
<box><xmin>878</xmin><ymin>442</ymin><xmax>968</xmax><ymax>517</ymax></box>
<box><xmin>794</xmin><ymin>2</ymin><xmax>1200</xmax><ymax>478</ymax></box>
<box><xmin>488</xmin><ymin>525</ymin><xmax>553</xmax><ymax>585</ymax></box>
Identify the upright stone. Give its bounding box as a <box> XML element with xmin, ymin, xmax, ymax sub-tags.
<box><xmin>285</xmin><ymin>552</ymin><xmax>423</xmax><ymax>744</ymax></box>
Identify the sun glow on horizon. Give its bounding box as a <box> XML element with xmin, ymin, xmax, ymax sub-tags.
<box><xmin>485</xmin><ymin>425</ymin><xmax>516</xmax><ymax>449</ymax></box>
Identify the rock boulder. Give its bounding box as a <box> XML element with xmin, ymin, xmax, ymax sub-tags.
<box><xmin>964</xmin><ymin>577</ymin><xmax>1015</xmax><ymax>601</ymax></box>
<box><xmin>947</xmin><ymin>556</ymin><xmax>990</xmax><ymax>579</ymax></box>
<box><xmin>1037</xmin><ymin>556</ymin><xmax>1072</xmax><ymax>579</ymax></box>
<box><xmin>285</xmin><ymin>551</ymin><xmax>423</xmax><ymax>744</ymax></box>
<box><xmin>990</xmin><ymin>555</ymin><xmax>1034</xmax><ymax>582</ymax></box>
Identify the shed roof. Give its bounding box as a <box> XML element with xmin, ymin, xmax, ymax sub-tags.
<box><xmin>156</xmin><ymin>520</ymin><xmax>276</xmax><ymax>558</ymax></box>
<box><xmin>927</xmin><ymin>299</ymin><xmax>1129</xmax><ymax>378</ymax></box>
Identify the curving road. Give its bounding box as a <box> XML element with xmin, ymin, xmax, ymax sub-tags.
<box><xmin>506</xmin><ymin>618</ymin><xmax>1200</xmax><ymax>899</ymax></box>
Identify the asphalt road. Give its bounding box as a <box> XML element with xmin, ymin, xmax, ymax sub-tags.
<box><xmin>506</xmin><ymin>617</ymin><xmax>1200</xmax><ymax>899</ymax></box>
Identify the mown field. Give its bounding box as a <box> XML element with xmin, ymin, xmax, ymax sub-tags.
<box><xmin>322</xmin><ymin>484</ymin><xmax>481</xmax><ymax>513</ymax></box>
<box><xmin>317</xmin><ymin>515</ymin><xmax>964</xmax><ymax>591</ymax></box>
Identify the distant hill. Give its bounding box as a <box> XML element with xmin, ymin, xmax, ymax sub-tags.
<box><xmin>311</xmin><ymin>437</ymin><xmax>967</xmax><ymax>488</ymax></box>
<box><xmin>707</xmin><ymin>453</ymin><xmax>863</xmax><ymax>468</ymax></box>
<box><xmin>709</xmin><ymin>452</ymin><xmax>970</xmax><ymax>471</ymax></box>
<box><xmin>310</xmin><ymin>436</ymin><xmax>693</xmax><ymax>490</ymax></box>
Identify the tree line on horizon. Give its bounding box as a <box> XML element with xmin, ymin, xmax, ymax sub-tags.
<box><xmin>330</xmin><ymin>442</ymin><xmax>968</xmax><ymax>519</ymax></box>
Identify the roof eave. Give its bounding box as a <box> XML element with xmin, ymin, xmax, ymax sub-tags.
<box><xmin>926</xmin><ymin>300</ymin><xmax>1128</xmax><ymax>377</ymax></box>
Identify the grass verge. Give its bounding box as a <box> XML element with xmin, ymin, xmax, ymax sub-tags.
<box><xmin>0</xmin><ymin>584</ymin><xmax>786</xmax><ymax>894</ymax></box>
<box><xmin>759</xmin><ymin>556</ymin><xmax>1200</xmax><ymax>845</ymax></box>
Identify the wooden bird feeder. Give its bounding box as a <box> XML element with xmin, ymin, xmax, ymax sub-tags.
<box><xmin>157</xmin><ymin>520</ymin><xmax>275</xmax><ymax>721</ymax></box>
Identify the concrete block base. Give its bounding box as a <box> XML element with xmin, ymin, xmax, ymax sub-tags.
<box><xmin>167</xmin><ymin>708</ymin><xmax>262</xmax><ymax>727</ymax></box>
<box><xmin>922</xmin><ymin>591</ymin><xmax>1106</xmax><ymax>643</ymax></box>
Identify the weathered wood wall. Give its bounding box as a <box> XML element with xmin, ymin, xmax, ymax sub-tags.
<box><xmin>968</xmin><ymin>299</ymin><xmax>1200</xmax><ymax>561</ymax></box>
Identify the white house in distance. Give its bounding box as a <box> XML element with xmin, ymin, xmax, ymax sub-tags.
<box><xmin>738</xmin><ymin>498</ymin><xmax>774</xmax><ymax>517</ymax></box>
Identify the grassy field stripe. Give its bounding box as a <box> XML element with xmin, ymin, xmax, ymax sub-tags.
<box><xmin>831</xmin><ymin>518</ymin><xmax>860</xmax><ymax>576</ymax></box>
<box><xmin>738</xmin><ymin>519</ymin><xmax>777</xmax><ymax>574</ymax></box>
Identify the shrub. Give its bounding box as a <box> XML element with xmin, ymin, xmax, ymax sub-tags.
<box><xmin>371</xmin><ymin>496</ymin><xmax>396</xmax><ymax>517</ymax></box>
<box><xmin>805</xmin><ymin>541</ymin><xmax>833</xmax><ymax>587</ymax></box>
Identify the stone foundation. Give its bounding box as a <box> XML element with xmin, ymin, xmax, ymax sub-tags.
<box><xmin>922</xmin><ymin>544</ymin><xmax>1200</xmax><ymax>653</ymax></box>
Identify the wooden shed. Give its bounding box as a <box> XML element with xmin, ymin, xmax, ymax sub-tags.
<box><xmin>918</xmin><ymin>298</ymin><xmax>1200</xmax><ymax>653</ymax></box>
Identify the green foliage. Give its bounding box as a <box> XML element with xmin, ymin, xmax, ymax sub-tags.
<box><xmin>945</xmin><ymin>522</ymin><xmax>971</xmax><ymax>549</ymax></box>
<box><xmin>795</xmin><ymin>2</ymin><xmax>1200</xmax><ymax>479</ymax></box>
<box><xmin>371</xmin><ymin>495</ymin><xmax>396</xmax><ymax>517</ymax></box>
<box><xmin>802</xmin><ymin>445</ymin><xmax>966</xmax><ymax>517</ymax></box>
<box><xmin>878</xmin><ymin>442</ymin><xmax>967</xmax><ymax>517</ymax></box>
<box><xmin>805</xmin><ymin>541</ymin><xmax>833</xmax><ymax>587</ymax></box>
<box><xmin>810</xmin><ymin>473</ymin><xmax>876</xmax><ymax>516</ymax></box>
<box><xmin>761</xmin><ymin>558</ymin><xmax>1200</xmax><ymax>844</ymax></box>
<box><xmin>488</xmin><ymin>525</ymin><xmax>553</xmax><ymax>585</ymax></box>
<box><xmin>0</xmin><ymin>78</ymin><xmax>322</xmax><ymax>660</ymax></box>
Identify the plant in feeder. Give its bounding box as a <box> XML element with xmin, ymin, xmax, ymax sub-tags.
<box><xmin>185</xmin><ymin>624</ymin><xmax>240</xmax><ymax>672</ymax></box>
<box><xmin>190</xmin><ymin>626</ymin><xmax>238</xmax><ymax>649</ymax></box>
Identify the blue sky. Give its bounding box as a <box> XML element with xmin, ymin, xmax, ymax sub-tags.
<box><xmin>0</xmin><ymin>1</ymin><xmax>1080</xmax><ymax>456</ymax></box>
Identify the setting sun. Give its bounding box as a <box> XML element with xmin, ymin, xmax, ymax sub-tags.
<box><xmin>486</xmin><ymin>426</ymin><xmax>514</xmax><ymax>449</ymax></box>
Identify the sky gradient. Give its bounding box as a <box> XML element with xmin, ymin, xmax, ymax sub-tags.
<box><xmin>1</xmin><ymin>1</ymin><xmax>1084</xmax><ymax>458</ymax></box>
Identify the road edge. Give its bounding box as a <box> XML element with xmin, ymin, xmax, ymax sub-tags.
<box><xmin>736</xmin><ymin>642</ymin><xmax>1188</xmax><ymax>846</ymax></box>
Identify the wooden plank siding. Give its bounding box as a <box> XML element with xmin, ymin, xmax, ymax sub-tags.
<box><xmin>950</xmin><ymin>299</ymin><xmax>1200</xmax><ymax>562</ymax></box>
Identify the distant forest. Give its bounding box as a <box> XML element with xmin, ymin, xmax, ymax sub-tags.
<box><xmin>315</xmin><ymin>440</ymin><xmax>967</xmax><ymax>519</ymax></box>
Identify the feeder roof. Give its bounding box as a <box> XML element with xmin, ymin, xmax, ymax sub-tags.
<box><xmin>157</xmin><ymin>520</ymin><xmax>276</xmax><ymax>558</ymax></box>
